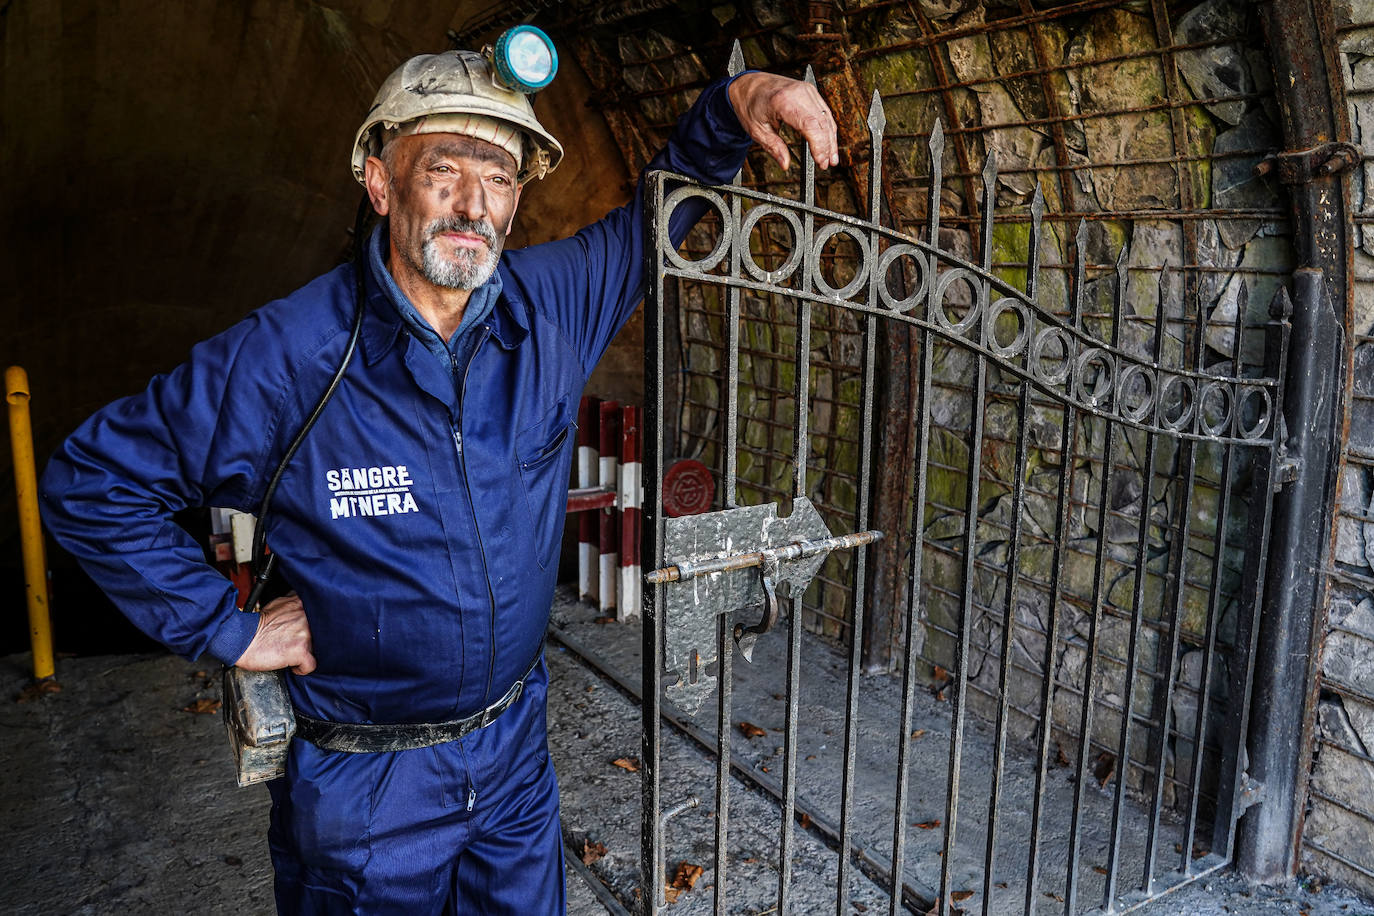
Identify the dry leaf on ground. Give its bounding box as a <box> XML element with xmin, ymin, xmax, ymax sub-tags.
<box><xmin>914</xmin><ymin>819</ymin><xmax>941</xmax><ymax>830</ymax></box>
<box><xmin>664</xmin><ymin>861</ymin><xmax>704</xmax><ymax>903</ymax></box>
<box><xmin>737</xmin><ymin>721</ymin><xmax>766</xmax><ymax>739</ymax></box>
<box><xmin>612</xmin><ymin>757</ymin><xmax>640</xmax><ymax>772</ymax></box>
<box><xmin>182</xmin><ymin>698</ymin><xmax>221</xmax><ymax>715</ymax></box>
<box><xmin>581</xmin><ymin>839</ymin><xmax>607</xmax><ymax>865</ymax></box>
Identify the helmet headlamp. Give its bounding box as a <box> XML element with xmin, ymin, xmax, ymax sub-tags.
<box><xmin>353</xmin><ymin>35</ymin><xmax>564</xmax><ymax>185</ymax></box>
<box><xmin>490</xmin><ymin>25</ymin><xmax>558</xmax><ymax>94</ymax></box>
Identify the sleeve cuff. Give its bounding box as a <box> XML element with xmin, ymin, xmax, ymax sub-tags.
<box><xmin>205</xmin><ymin>605</ymin><xmax>261</xmax><ymax>666</ymax></box>
<box><xmin>711</xmin><ymin>71</ymin><xmax>755</xmax><ymax>146</ymax></box>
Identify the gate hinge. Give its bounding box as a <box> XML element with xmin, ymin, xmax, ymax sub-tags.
<box><xmin>1255</xmin><ymin>142</ymin><xmax>1363</xmax><ymax>185</ymax></box>
<box><xmin>1238</xmin><ymin>773</ymin><xmax>1265</xmax><ymax>813</ymax></box>
<box><xmin>1275</xmin><ymin>454</ymin><xmax>1301</xmax><ymax>490</ymax></box>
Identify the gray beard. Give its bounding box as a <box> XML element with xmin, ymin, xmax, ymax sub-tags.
<box><xmin>420</xmin><ymin>217</ymin><xmax>503</xmax><ymax>290</ymax></box>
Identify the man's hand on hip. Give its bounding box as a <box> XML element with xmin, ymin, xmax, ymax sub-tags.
<box><xmin>728</xmin><ymin>71</ymin><xmax>840</xmax><ymax>172</ymax></box>
<box><xmin>234</xmin><ymin>595</ymin><xmax>317</xmax><ymax>675</ymax></box>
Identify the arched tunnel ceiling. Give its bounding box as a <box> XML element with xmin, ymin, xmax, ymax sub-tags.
<box><xmin>1</xmin><ymin>0</ymin><xmax>1290</xmax><ymax>650</ymax></box>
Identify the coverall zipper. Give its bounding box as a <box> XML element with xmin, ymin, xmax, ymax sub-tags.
<box><xmin>450</xmin><ymin>331</ymin><xmax>499</xmax><ymax>709</ymax></box>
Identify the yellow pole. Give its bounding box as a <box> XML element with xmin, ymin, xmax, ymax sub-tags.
<box><xmin>6</xmin><ymin>366</ymin><xmax>55</xmax><ymax>680</ymax></box>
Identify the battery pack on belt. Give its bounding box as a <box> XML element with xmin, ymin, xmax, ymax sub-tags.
<box><xmin>294</xmin><ymin>660</ymin><xmax>539</xmax><ymax>754</ymax></box>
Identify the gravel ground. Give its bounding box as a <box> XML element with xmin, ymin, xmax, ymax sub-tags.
<box><xmin>0</xmin><ymin>586</ymin><xmax>1370</xmax><ymax>915</ymax></box>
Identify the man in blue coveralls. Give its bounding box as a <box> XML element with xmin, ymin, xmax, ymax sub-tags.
<box><xmin>39</xmin><ymin>40</ymin><xmax>837</xmax><ymax>914</ymax></box>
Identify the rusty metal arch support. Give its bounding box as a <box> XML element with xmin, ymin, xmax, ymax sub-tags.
<box><xmin>1237</xmin><ymin>0</ymin><xmax>1357</xmax><ymax>884</ymax></box>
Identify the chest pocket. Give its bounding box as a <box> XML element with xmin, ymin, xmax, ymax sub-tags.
<box><xmin>515</xmin><ymin>419</ymin><xmax>575</xmax><ymax>570</ymax></box>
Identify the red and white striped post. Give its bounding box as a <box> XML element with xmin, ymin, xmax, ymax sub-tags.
<box><xmin>596</xmin><ymin>400</ymin><xmax>621</xmax><ymax>614</ymax></box>
<box><xmin>565</xmin><ymin>397</ymin><xmax>711</xmax><ymax>618</ymax></box>
<box><xmin>617</xmin><ymin>405</ymin><xmax>642</xmax><ymax>621</ymax></box>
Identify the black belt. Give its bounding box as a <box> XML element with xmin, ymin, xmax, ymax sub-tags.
<box><xmin>295</xmin><ymin>661</ymin><xmax>538</xmax><ymax>754</ymax></box>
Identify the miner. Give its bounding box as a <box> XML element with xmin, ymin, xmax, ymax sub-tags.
<box><xmin>40</xmin><ymin>34</ymin><xmax>837</xmax><ymax>914</ymax></box>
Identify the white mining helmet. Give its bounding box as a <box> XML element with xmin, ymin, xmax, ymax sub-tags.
<box><xmin>351</xmin><ymin>26</ymin><xmax>565</xmax><ymax>185</ymax></box>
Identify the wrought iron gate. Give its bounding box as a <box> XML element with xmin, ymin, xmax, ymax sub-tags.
<box><xmin>640</xmin><ymin>55</ymin><xmax>1290</xmax><ymax>916</ymax></box>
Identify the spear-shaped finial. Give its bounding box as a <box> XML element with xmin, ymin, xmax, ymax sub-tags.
<box><xmin>867</xmin><ymin>89</ymin><xmax>886</xmax><ymax>136</ymax></box>
<box><xmin>1030</xmin><ymin>184</ymin><xmax>1045</xmax><ymax>226</ymax></box>
<box><xmin>927</xmin><ymin>118</ymin><xmax>945</xmax><ymax>242</ymax></box>
<box><xmin>981</xmin><ymin>150</ymin><xmax>998</xmax><ymax>195</ymax></box>
<box><xmin>728</xmin><ymin>40</ymin><xmax>744</xmax><ymax>77</ymax></box>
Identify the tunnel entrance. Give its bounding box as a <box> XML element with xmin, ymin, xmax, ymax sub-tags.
<box><xmin>634</xmin><ymin>49</ymin><xmax>1288</xmax><ymax>916</ymax></box>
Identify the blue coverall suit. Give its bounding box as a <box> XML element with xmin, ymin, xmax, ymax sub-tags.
<box><xmin>39</xmin><ymin>77</ymin><xmax>752</xmax><ymax>914</ymax></box>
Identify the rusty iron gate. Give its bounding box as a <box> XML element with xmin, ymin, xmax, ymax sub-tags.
<box><xmin>638</xmin><ymin>51</ymin><xmax>1293</xmax><ymax>916</ymax></box>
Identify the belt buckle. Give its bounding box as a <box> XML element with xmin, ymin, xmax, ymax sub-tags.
<box><xmin>478</xmin><ymin>675</ymin><xmax>526</xmax><ymax>730</ymax></box>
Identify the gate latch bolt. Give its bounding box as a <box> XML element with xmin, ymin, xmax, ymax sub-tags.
<box><xmin>733</xmin><ymin>557</ymin><xmax>783</xmax><ymax>663</ymax></box>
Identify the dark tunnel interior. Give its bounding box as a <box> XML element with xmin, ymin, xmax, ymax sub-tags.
<box><xmin>0</xmin><ymin>1</ymin><xmax>642</xmax><ymax>655</ymax></box>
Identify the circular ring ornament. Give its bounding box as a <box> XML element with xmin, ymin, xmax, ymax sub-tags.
<box><xmin>986</xmin><ymin>297</ymin><xmax>1031</xmax><ymax>359</ymax></box>
<box><xmin>662</xmin><ymin>187</ymin><xmax>732</xmax><ymax>273</ymax></box>
<box><xmin>1030</xmin><ymin>327</ymin><xmax>1073</xmax><ymax>387</ymax></box>
<box><xmin>1116</xmin><ymin>363</ymin><xmax>1156</xmax><ymax>424</ymax></box>
<box><xmin>1074</xmin><ymin>348</ymin><xmax>1116</xmax><ymax>409</ymax></box>
<box><xmin>739</xmin><ymin>205</ymin><xmax>804</xmax><ymax>285</ymax></box>
<box><xmin>875</xmin><ymin>243</ymin><xmax>929</xmax><ymax>314</ymax></box>
<box><xmin>1238</xmin><ymin>385</ymin><xmax>1273</xmax><ymax>440</ymax></box>
<box><xmin>933</xmin><ymin>268</ymin><xmax>983</xmax><ymax>336</ymax></box>
<box><xmin>809</xmin><ymin>222</ymin><xmax>870</xmax><ymax>300</ymax></box>
<box><xmin>1197</xmin><ymin>380</ymin><xmax>1232</xmax><ymax>438</ymax></box>
<box><xmin>1160</xmin><ymin>374</ymin><xmax>1196</xmax><ymax>432</ymax></box>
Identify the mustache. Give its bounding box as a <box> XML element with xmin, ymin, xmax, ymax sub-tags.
<box><xmin>426</xmin><ymin>216</ymin><xmax>498</xmax><ymax>246</ymax></box>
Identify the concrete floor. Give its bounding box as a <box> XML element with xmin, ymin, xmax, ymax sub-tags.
<box><xmin>0</xmin><ymin>588</ymin><xmax>1371</xmax><ymax>915</ymax></box>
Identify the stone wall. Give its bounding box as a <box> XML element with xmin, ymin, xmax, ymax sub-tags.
<box><xmin>842</xmin><ymin>0</ymin><xmax>1291</xmax><ymax>822</ymax></box>
<box><xmin>1301</xmin><ymin>0</ymin><xmax>1374</xmax><ymax>896</ymax></box>
<box><xmin>563</xmin><ymin>1</ymin><xmax>1305</xmax><ymax>830</ymax></box>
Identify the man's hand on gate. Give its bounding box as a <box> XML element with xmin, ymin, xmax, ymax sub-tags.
<box><xmin>728</xmin><ymin>71</ymin><xmax>840</xmax><ymax>172</ymax></box>
<box><xmin>234</xmin><ymin>595</ymin><xmax>317</xmax><ymax>675</ymax></box>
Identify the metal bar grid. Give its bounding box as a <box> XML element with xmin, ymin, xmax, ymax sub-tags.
<box><xmin>571</xmin><ymin>0</ymin><xmax>1301</xmax><ymax>903</ymax></box>
<box><xmin>578</xmin><ymin>1</ymin><xmax>1289</xmax><ymax>683</ymax></box>
<box><xmin>641</xmin><ymin>54</ymin><xmax>1287</xmax><ymax>912</ymax></box>
<box><xmin>675</xmin><ymin>236</ymin><xmax>866</xmax><ymax>643</ymax></box>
